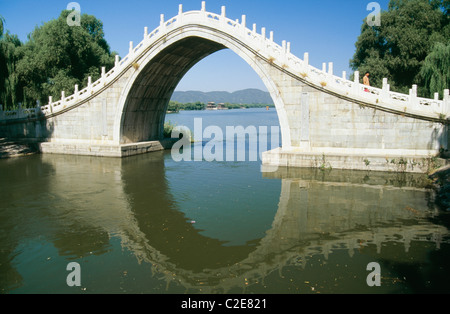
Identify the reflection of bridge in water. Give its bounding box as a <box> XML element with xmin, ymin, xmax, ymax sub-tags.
<box><xmin>122</xmin><ymin>166</ymin><xmax>447</xmax><ymax>293</ymax></box>
<box><xmin>33</xmin><ymin>154</ymin><xmax>448</xmax><ymax>293</ymax></box>
<box><xmin>4</xmin><ymin>153</ymin><xmax>447</xmax><ymax>292</ymax></box>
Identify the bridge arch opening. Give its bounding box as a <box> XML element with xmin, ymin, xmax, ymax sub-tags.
<box><xmin>120</xmin><ymin>36</ymin><xmax>226</xmax><ymax>143</ymax></box>
<box><xmin>174</xmin><ymin>48</ymin><xmax>268</xmax><ymax>94</ymax></box>
<box><xmin>115</xmin><ymin>31</ymin><xmax>290</xmax><ymax>147</ymax></box>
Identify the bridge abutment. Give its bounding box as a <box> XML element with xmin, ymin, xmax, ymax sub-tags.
<box><xmin>260</xmin><ymin>66</ymin><xmax>449</xmax><ymax>173</ymax></box>
<box><xmin>39</xmin><ymin>139</ymin><xmax>175</xmax><ymax>157</ymax></box>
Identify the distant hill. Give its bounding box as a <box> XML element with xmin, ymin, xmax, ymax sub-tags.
<box><xmin>171</xmin><ymin>88</ymin><xmax>274</xmax><ymax>105</ymax></box>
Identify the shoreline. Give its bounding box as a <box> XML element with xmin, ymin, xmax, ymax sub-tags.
<box><xmin>429</xmin><ymin>165</ymin><xmax>450</xmax><ymax>211</ymax></box>
<box><xmin>0</xmin><ymin>138</ymin><xmax>39</xmax><ymax>159</ymax></box>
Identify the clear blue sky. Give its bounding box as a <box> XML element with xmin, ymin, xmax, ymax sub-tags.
<box><xmin>1</xmin><ymin>0</ymin><xmax>390</xmax><ymax>92</ymax></box>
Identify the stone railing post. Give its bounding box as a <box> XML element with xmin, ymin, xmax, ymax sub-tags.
<box><xmin>281</xmin><ymin>40</ymin><xmax>287</xmax><ymax>64</ymax></box>
<box><xmin>409</xmin><ymin>84</ymin><xmax>418</xmax><ymax>109</ymax></box>
<box><xmin>35</xmin><ymin>100</ymin><xmax>41</xmax><ymax>116</ymax></box>
<box><xmin>200</xmin><ymin>1</ymin><xmax>207</xmax><ymax>22</ymax></box>
<box><xmin>220</xmin><ymin>6</ymin><xmax>226</xmax><ymax>27</ymax></box>
<box><xmin>444</xmin><ymin>89</ymin><xmax>450</xmax><ymax>115</ymax></box>
<box><xmin>74</xmin><ymin>84</ymin><xmax>79</xmax><ymax>101</ymax></box>
<box><xmin>49</xmin><ymin>96</ymin><xmax>53</xmax><ymax>113</ymax></box>
<box><xmin>381</xmin><ymin>78</ymin><xmax>389</xmax><ymax>103</ymax></box>
<box><xmin>115</xmin><ymin>54</ymin><xmax>120</xmax><ymax>67</ymax></box>
<box><xmin>240</xmin><ymin>15</ymin><xmax>247</xmax><ymax>37</ymax></box>
<box><xmin>221</xmin><ymin>5</ymin><xmax>226</xmax><ymax>17</ymax></box>
<box><xmin>144</xmin><ymin>26</ymin><xmax>148</xmax><ymax>40</ymax></box>
<box><xmin>303</xmin><ymin>52</ymin><xmax>309</xmax><ymax>66</ymax></box>
<box><xmin>129</xmin><ymin>41</ymin><xmax>134</xmax><ymax>55</ymax></box>
<box><xmin>328</xmin><ymin>62</ymin><xmax>333</xmax><ymax>76</ymax></box>
<box><xmin>88</xmin><ymin>76</ymin><xmax>92</xmax><ymax>94</ymax></box>
<box><xmin>101</xmin><ymin>67</ymin><xmax>106</xmax><ymax>85</ymax></box>
<box><xmin>61</xmin><ymin>91</ymin><xmax>65</xmax><ymax>105</ymax></box>
<box><xmin>327</xmin><ymin>62</ymin><xmax>333</xmax><ymax>86</ymax></box>
<box><xmin>353</xmin><ymin>71</ymin><xmax>360</xmax><ymax>94</ymax></box>
<box><xmin>18</xmin><ymin>103</ymin><xmax>23</xmax><ymax>119</ymax></box>
<box><xmin>160</xmin><ymin>14</ymin><xmax>165</xmax><ymax>32</ymax></box>
<box><xmin>319</xmin><ymin>63</ymin><xmax>327</xmax><ymax>86</ymax></box>
<box><xmin>301</xmin><ymin>52</ymin><xmax>309</xmax><ymax>76</ymax></box>
<box><xmin>178</xmin><ymin>4</ymin><xmax>184</xmax><ymax>23</ymax></box>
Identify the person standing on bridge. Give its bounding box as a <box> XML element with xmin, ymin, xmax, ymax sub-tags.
<box><xmin>363</xmin><ymin>72</ymin><xmax>370</xmax><ymax>92</ymax></box>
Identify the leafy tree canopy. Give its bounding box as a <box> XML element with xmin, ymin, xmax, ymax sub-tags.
<box><xmin>14</xmin><ymin>10</ymin><xmax>117</xmax><ymax>106</ymax></box>
<box><xmin>0</xmin><ymin>33</ymin><xmax>22</xmax><ymax>107</ymax></box>
<box><xmin>0</xmin><ymin>14</ymin><xmax>23</xmax><ymax>108</ymax></box>
<box><xmin>350</xmin><ymin>0</ymin><xmax>449</xmax><ymax>97</ymax></box>
<box><xmin>0</xmin><ymin>15</ymin><xmax>4</xmax><ymax>38</ymax></box>
<box><xmin>420</xmin><ymin>42</ymin><xmax>450</xmax><ymax>98</ymax></box>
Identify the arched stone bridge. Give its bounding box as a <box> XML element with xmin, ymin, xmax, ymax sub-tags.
<box><xmin>1</xmin><ymin>2</ymin><xmax>449</xmax><ymax>172</ymax></box>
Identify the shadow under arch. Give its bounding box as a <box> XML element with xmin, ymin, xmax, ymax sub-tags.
<box><xmin>114</xmin><ymin>26</ymin><xmax>291</xmax><ymax>147</ymax></box>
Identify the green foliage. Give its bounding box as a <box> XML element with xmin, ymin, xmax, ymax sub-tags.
<box><xmin>419</xmin><ymin>42</ymin><xmax>450</xmax><ymax>98</ymax></box>
<box><xmin>0</xmin><ymin>32</ymin><xmax>22</xmax><ymax>108</ymax></box>
<box><xmin>350</xmin><ymin>0</ymin><xmax>450</xmax><ymax>96</ymax></box>
<box><xmin>168</xmin><ymin>101</ymin><xmax>206</xmax><ymax>111</ymax></box>
<box><xmin>0</xmin><ymin>15</ymin><xmax>4</xmax><ymax>38</ymax></box>
<box><xmin>163</xmin><ymin>120</ymin><xmax>177</xmax><ymax>138</ymax></box>
<box><xmin>167</xmin><ymin>101</ymin><xmax>274</xmax><ymax>112</ymax></box>
<box><xmin>0</xmin><ymin>10</ymin><xmax>117</xmax><ymax>109</ymax></box>
<box><xmin>17</xmin><ymin>10</ymin><xmax>117</xmax><ymax>106</ymax></box>
<box><xmin>445</xmin><ymin>0</ymin><xmax>450</xmax><ymax>14</ymax></box>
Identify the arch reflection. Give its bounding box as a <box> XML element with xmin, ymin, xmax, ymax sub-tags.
<box><xmin>117</xmin><ymin>156</ymin><xmax>449</xmax><ymax>292</ymax></box>
<box><xmin>2</xmin><ymin>153</ymin><xmax>448</xmax><ymax>293</ymax></box>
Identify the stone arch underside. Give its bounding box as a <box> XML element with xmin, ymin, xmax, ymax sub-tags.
<box><xmin>121</xmin><ymin>36</ymin><xmax>227</xmax><ymax>144</ymax></box>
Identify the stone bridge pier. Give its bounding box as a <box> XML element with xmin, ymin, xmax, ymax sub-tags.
<box><xmin>0</xmin><ymin>2</ymin><xmax>449</xmax><ymax>172</ymax></box>
<box><xmin>262</xmin><ymin>68</ymin><xmax>450</xmax><ymax>173</ymax></box>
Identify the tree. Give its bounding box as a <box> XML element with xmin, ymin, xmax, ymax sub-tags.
<box><xmin>0</xmin><ymin>15</ymin><xmax>23</xmax><ymax>110</ymax></box>
<box><xmin>0</xmin><ymin>15</ymin><xmax>4</xmax><ymax>38</ymax></box>
<box><xmin>0</xmin><ymin>15</ymin><xmax>6</xmax><ymax>107</ymax></box>
<box><xmin>15</xmin><ymin>10</ymin><xmax>118</xmax><ymax>107</ymax></box>
<box><xmin>420</xmin><ymin>42</ymin><xmax>450</xmax><ymax>98</ymax></box>
<box><xmin>443</xmin><ymin>0</ymin><xmax>450</xmax><ymax>14</ymax></box>
<box><xmin>350</xmin><ymin>0</ymin><xmax>450</xmax><ymax>96</ymax></box>
<box><xmin>0</xmin><ymin>33</ymin><xmax>22</xmax><ymax>108</ymax></box>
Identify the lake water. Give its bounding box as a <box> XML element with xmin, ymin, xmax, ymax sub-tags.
<box><xmin>1</xmin><ymin>108</ymin><xmax>450</xmax><ymax>294</ymax></box>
